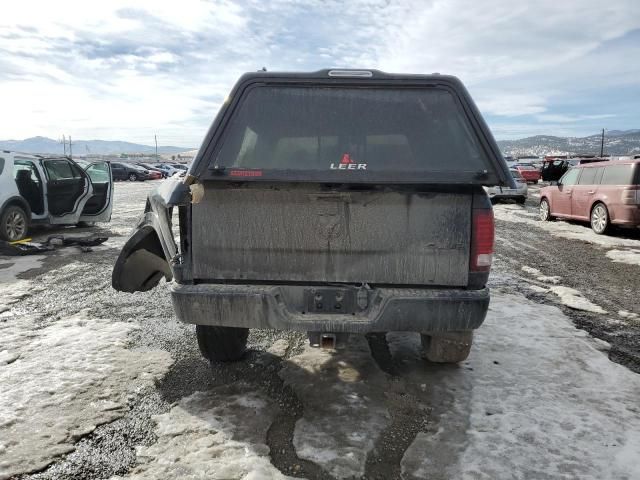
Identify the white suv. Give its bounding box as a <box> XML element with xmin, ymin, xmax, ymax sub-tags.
<box><xmin>0</xmin><ymin>151</ymin><xmax>114</xmax><ymax>241</ymax></box>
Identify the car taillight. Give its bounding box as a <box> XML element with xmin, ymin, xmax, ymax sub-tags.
<box><xmin>621</xmin><ymin>187</ymin><xmax>640</xmax><ymax>205</ymax></box>
<box><xmin>471</xmin><ymin>208</ymin><xmax>494</xmax><ymax>271</ymax></box>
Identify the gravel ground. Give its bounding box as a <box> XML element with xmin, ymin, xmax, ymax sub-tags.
<box><xmin>492</xmin><ymin>184</ymin><xmax>640</xmax><ymax>373</ymax></box>
<box><xmin>2</xmin><ymin>180</ymin><xmax>639</xmax><ymax>480</ymax></box>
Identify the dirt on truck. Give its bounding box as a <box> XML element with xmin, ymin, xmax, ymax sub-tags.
<box><xmin>112</xmin><ymin>69</ymin><xmax>514</xmax><ymax>364</ymax></box>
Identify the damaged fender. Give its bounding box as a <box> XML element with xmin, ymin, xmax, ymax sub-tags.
<box><xmin>112</xmin><ymin>180</ymin><xmax>191</xmax><ymax>293</ymax></box>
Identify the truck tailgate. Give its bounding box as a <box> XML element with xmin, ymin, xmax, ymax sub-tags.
<box><xmin>191</xmin><ymin>184</ymin><xmax>471</xmax><ymax>286</ymax></box>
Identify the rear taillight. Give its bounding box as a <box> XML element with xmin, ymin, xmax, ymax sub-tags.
<box><xmin>621</xmin><ymin>187</ymin><xmax>640</xmax><ymax>205</ymax></box>
<box><xmin>471</xmin><ymin>209</ymin><xmax>495</xmax><ymax>271</ymax></box>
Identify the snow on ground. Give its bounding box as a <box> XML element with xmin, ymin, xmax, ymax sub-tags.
<box><xmin>494</xmin><ymin>204</ymin><xmax>640</xmax><ymax>249</ymax></box>
<box><xmin>0</xmin><ymin>308</ymin><xmax>172</xmax><ymax>479</ymax></box>
<box><xmin>536</xmin><ymin>275</ymin><xmax>562</xmax><ymax>284</ymax></box>
<box><xmin>279</xmin><ymin>338</ymin><xmax>390</xmax><ymax>479</ymax></box>
<box><xmin>527</xmin><ymin>285</ymin><xmax>550</xmax><ymax>294</ymax></box>
<box><xmin>521</xmin><ymin>266</ymin><xmax>541</xmax><ymax>276</ymax></box>
<box><xmin>113</xmin><ymin>384</ymin><xmax>292</xmax><ymax>480</ymax></box>
<box><xmin>0</xmin><ymin>255</ymin><xmax>45</xmax><ymax>283</ymax></box>
<box><xmin>606</xmin><ymin>249</ymin><xmax>640</xmax><ymax>266</ymax></box>
<box><xmin>520</xmin><ymin>266</ymin><xmax>563</xmax><ymax>286</ymax></box>
<box><xmin>520</xmin><ymin>265</ymin><xmax>606</xmax><ymax>313</ymax></box>
<box><xmin>0</xmin><ymin>280</ymin><xmax>36</xmax><ymax>316</ymax></box>
<box><xmin>619</xmin><ymin>310</ymin><xmax>639</xmax><ymax>321</ymax></box>
<box><xmin>399</xmin><ymin>293</ymin><xmax>640</xmax><ymax>480</ymax></box>
<box><xmin>548</xmin><ymin>285</ymin><xmax>607</xmax><ymax>314</ymax></box>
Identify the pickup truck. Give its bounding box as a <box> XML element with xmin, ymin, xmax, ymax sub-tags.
<box><xmin>112</xmin><ymin>69</ymin><xmax>513</xmax><ymax>363</ymax></box>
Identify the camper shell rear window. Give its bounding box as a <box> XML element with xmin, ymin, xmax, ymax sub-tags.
<box><xmin>207</xmin><ymin>85</ymin><xmax>501</xmax><ymax>184</ymax></box>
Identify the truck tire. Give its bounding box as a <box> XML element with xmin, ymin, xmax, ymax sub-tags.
<box><xmin>421</xmin><ymin>331</ymin><xmax>473</xmax><ymax>363</ymax></box>
<box><xmin>0</xmin><ymin>205</ymin><xmax>29</xmax><ymax>241</ymax></box>
<box><xmin>196</xmin><ymin>325</ymin><xmax>249</xmax><ymax>362</ymax></box>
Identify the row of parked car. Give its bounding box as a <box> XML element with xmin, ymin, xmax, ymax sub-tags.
<box><xmin>488</xmin><ymin>156</ymin><xmax>640</xmax><ymax>234</ymax></box>
<box><xmin>109</xmin><ymin>162</ymin><xmax>188</xmax><ymax>181</ymax></box>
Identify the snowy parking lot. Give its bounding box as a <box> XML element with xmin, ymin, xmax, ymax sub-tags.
<box><xmin>1</xmin><ymin>181</ymin><xmax>640</xmax><ymax>480</ymax></box>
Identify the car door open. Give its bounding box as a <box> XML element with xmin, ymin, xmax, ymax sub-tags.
<box><xmin>41</xmin><ymin>158</ymin><xmax>93</xmax><ymax>225</ymax></box>
<box><xmin>78</xmin><ymin>161</ymin><xmax>114</xmax><ymax>223</ymax></box>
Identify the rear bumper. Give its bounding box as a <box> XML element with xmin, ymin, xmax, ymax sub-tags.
<box><xmin>611</xmin><ymin>205</ymin><xmax>640</xmax><ymax>226</ymax></box>
<box><xmin>171</xmin><ymin>283</ymin><xmax>490</xmax><ymax>333</ymax></box>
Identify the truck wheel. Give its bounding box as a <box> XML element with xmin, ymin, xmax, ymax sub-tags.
<box><xmin>0</xmin><ymin>205</ymin><xmax>29</xmax><ymax>241</ymax></box>
<box><xmin>516</xmin><ymin>197</ymin><xmax>526</xmax><ymax>205</ymax></box>
<box><xmin>196</xmin><ymin>325</ymin><xmax>249</xmax><ymax>362</ymax></box>
<box><xmin>421</xmin><ymin>331</ymin><xmax>473</xmax><ymax>363</ymax></box>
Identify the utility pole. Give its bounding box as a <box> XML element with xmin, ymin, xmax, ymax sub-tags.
<box><xmin>62</xmin><ymin>135</ymin><xmax>67</xmax><ymax>156</ymax></box>
<box><xmin>69</xmin><ymin>135</ymin><xmax>73</xmax><ymax>158</ymax></box>
<box><xmin>155</xmin><ymin>134</ymin><xmax>158</xmax><ymax>159</ymax></box>
<box><xmin>600</xmin><ymin>128</ymin><xmax>605</xmax><ymax>157</ymax></box>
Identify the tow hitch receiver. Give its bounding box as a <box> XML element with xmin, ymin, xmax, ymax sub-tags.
<box><xmin>308</xmin><ymin>332</ymin><xmax>350</xmax><ymax>349</ymax></box>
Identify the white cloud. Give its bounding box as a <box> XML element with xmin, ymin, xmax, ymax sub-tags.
<box><xmin>0</xmin><ymin>0</ymin><xmax>639</xmax><ymax>145</ymax></box>
<box><xmin>535</xmin><ymin>113</ymin><xmax>617</xmax><ymax>123</ymax></box>
<box><xmin>474</xmin><ymin>92</ymin><xmax>549</xmax><ymax>117</ymax></box>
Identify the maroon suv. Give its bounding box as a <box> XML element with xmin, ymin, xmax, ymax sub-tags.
<box><xmin>539</xmin><ymin>160</ymin><xmax>640</xmax><ymax>234</ymax></box>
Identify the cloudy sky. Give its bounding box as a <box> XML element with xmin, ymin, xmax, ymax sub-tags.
<box><xmin>1</xmin><ymin>0</ymin><xmax>639</xmax><ymax>147</ymax></box>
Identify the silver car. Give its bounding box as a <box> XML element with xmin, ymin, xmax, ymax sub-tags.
<box><xmin>485</xmin><ymin>169</ymin><xmax>528</xmax><ymax>204</ymax></box>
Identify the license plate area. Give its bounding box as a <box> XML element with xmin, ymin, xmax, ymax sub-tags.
<box><xmin>304</xmin><ymin>287</ymin><xmax>356</xmax><ymax>314</ymax></box>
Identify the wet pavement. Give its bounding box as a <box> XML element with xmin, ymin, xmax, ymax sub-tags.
<box><xmin>1</xmin><ymin>181</ymin><xmax>639</xmax><ymax>480</ymax></box>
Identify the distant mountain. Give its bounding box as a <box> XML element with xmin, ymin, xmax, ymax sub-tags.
<box><xmin>498</xmin><ymin>129</ymin><xmax>640</xmax><ymax>157</ymax></box>
<box><xmin>0</xmin><ymin>136</ymin><xmax>192</xmax><ymax>155</ymax></box>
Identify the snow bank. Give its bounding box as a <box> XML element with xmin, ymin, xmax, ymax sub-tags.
<box><xmin>0</xmin><ymin>310</ymin><xmax>172</xmax><ymax>479</ymax></box>
<box><xmin>400</xmin><ymin>294</ymin><xmax>640</xmax><ymax>479</ymax></box>
<box><xmin>606</xmin><ymin>249</ymin><xmax>640</xmax><ymax>267</ymax></box>
<box><xmin>113</xmin><ymin>384</ymin><xmax>292</xmax><ymax>480</ymax></box>
<box><xmin>280</xmin><ymin>337</ymin><xmax>390</xmax><ymax>479</ymax></box>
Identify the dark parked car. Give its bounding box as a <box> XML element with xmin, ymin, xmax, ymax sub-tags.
<box><xmin>110</xmin><ymin>162</ymin><xmax>152</xmax><ymax>181</ymax></box>
<box><xmin>540</xmin><ymin>160</ymin><xmax>640</xmax><ymax>234</ymax></box>
<box><xmin>541</xmin><ymin>157</ymin><xmax>607</xmax><ymax>182</ymax></box>
<box><xmin>137</xmin><ymin>163</ymin><xmax>168</xmax><ymax>178</ymax></box>
<box><xmin>112</xmin><ymin>69</ymin><xmax>513</xmax><ymax>364</ymax></box>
